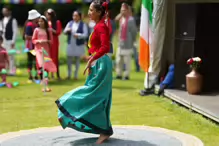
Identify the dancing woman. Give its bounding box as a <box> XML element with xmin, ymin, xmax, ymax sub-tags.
<box><xmin>55</xmin><ymin>0</ymin><xmax>113</xmax><ymax>144</ymax></box>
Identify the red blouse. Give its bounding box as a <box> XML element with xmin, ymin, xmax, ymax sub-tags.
<box><xmin>88</xmin><ymin>19</ymin><xmax>110</xmax><ymax>60</ymax></box>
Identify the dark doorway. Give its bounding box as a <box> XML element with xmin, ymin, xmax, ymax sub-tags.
<box><xmin>174</xmin><ymin>3</ymin><xmax>219</xmax><ymax>92</ymax></box>
<box><xmin>195</xmin><ymin>3</ymin><xmax>219</xmax><ymax>92</ymax></box>
<box><xmin>174</xmin><ymin>3</ymin><xmax>197</xmax><ymax>90</ymax></box>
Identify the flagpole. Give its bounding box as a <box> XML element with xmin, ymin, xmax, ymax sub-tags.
<box><xmin>41</xmin><ymin>47</ymin><xmax>46</xmax><ymax>95</ymax></box>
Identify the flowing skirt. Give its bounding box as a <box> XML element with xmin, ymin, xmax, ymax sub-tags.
<box><xmin>35</xmin><ymin>44</ymin><xmax>57</xmax><ymax>73</ymax></box>
<box><xmin>55</xmin><ymin>55</ymin><xmax>113</xmax><ymax>135</ymax></box>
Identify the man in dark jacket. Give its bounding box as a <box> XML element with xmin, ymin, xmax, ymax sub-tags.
<box><xmin>0</xmin><ymin>6</ymin><xmax>18</xmax><ymax>76</ymax></box>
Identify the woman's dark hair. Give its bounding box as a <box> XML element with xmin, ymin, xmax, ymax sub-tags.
<box><xmin>3</xmin><ymin>5</ymin><xmax>11</xmax><ymax>12</ymax></box>
<box><xmin>73</xmin><ymin>10</ymin><xmax>82</xmax><ymax>19</ymax></box>
<box><xmin>47</xmin><ymin>9</ymin><xmax>57</xmax><ymax>30</ymax></box>
<box><xmin>40</xmin><ymin>16</ymin><xmax>50</xmax><ymax>41</ymax></box>
<box><xmin>92</xmin><ymin>0</ymin><xmax>108</xmax><ymax>19</ymax></box>
<box><xmin>107</xmin><ymin>10</ymin><xmax>112</xmax><ymax>18</ymax></box>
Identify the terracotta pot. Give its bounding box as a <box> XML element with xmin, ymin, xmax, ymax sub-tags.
<box><xmin>186</xmin><ymin>69</ymin><xmax>203</xmax><ymax>94</ymax></box>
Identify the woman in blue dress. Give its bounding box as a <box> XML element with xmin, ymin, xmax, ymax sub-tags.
<box><xmin>55</xmin><ymin>0</ymin><xmax>113</xmax><ymax>144</ymax></box>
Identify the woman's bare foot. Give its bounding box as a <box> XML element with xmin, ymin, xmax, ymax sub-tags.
<box><xmin>96</xmin><ymin>134</ymin><xmax>110</xmax><ymax>144</ymax></box>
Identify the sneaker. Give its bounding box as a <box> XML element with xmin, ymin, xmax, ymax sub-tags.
<box><xmin>124</xmin><ymin>76</ymin><xmax>130</xmax><ymax>80</ymax></box>
<box><xmin>34</xmin><ymin>76</ymin><xmax>39</xmax><ymax>80</ymax></box>
<box><xmin>115</xmin><ymin>76</ymin><xmax>122</xmax><ymax>80</ymax></box>
<box><xmin>34</xmin><ymin>80</ymin><xmax>41</xmax><ymax>84</ymax></box>
<box><xmin>0</xmin><ymin>82</ymin><xmax>6</xmax><ymax>87</ymax></box>
<box><xmin>65</xmin><ymin>77</ymin><xmax>71</xmax><ymax>80</ymax></box>
<box><xmin>139</xmin><ymin>88</ymin><xmax>154</xmax><ymax>96</ymax></box>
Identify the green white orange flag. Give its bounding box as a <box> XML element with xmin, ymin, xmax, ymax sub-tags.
<box><xmin>139</xmin><ymin>0</ymin><xmax>153</xmax><ymax>72</ymax></box>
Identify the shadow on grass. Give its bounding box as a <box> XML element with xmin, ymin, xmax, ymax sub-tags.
<box><xmin>7</xmin><ymin>74</ymin><xmax>27</xmax><ymax>78</ymax></box>
<box><xmin>67</xmin><ymin>137</ymin><xmax>156</xmax><ymax>146</ymax></box>
<box><xmin>112</xmin><ymin>85</ymin><xmax>136</xmax><ymax>90</ymax></box>
<box><xmin>49</xmin><ymin>79</ymin><xmax>84</xmax><ymax>86</ymax></box>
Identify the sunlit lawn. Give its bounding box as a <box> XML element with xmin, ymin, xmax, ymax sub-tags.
<box><xmin>0</xmin><ymin>33</ymin><xmax>219</xmax><ymax>146</ymax></box>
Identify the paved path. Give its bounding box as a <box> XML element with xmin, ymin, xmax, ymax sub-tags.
<box><xmin>0</xmin><ymin>126</ymin><xmax>204</xmax><ymax>146</ymax></box>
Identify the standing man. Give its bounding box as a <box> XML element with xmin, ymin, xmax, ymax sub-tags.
<box><xmin>115</xmin><ymin>3</ymin><xmax>137</xmax><ymax>80</ymax></box>
<box><xmin>0</xmin><ymin>6</ymin><xmax>18</xmax><ymax>75</ymax></box>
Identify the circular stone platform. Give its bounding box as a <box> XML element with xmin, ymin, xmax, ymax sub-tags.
<box><xmin>0</xmin><ymin>126</ymin><xmax>203</xmax><ymax>146</ymax></box>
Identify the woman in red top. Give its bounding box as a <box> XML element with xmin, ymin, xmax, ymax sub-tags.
<box><xmin>46</xmin><ymin>9</ymin><xmax>62</xmax><ymax>80</ymax></box>
<box><xmin>55</xmin><ymin>0</ymin><xmax>113</xmax><ymax>144</ymax></box>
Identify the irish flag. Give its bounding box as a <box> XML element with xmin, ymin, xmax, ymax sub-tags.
<box><xmin>139</xmin><ymin>0</ymin><xmax>153</xmax><ymax>72</ymax></box>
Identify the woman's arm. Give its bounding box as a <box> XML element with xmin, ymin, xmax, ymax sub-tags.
<box><xmin>91</xmin><ymin>25</ymin><xmax>110</xmax><ymax>61</ymax></box>
<box><xmin>56</xmin><ymin>20</ymin><xmax>62</xmax><ymax>36</ymax></box>
<box><xmin>115</xmin><ymin>13</ymin><xmax>122</xmax><ymax>22</ymax></box>
<box><xmin>63</xmin><ymin>22</ymin><xmax>71</xmax><ymax>34</ymax></box>
<box><xmin>25</xmin><ymin>25</ymin><xmax>33</xmax><ymax>40</ymax></box>
<box><xmin>75</xmin><ymin>23</ymin><xmax>88</xmax><ymax>39</ymax></box>
<box><xmin>32</xmin><ymin>28</ymin><xmax>40</xmax><ymax>44</ymax></box>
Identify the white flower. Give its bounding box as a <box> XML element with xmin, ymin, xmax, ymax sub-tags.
<box><xmin>187</xmin><ymin>58</ymin><xmax>191</xmax><ymax>62</ymax></box>
<box><xmin>193</xmin><ymin>57</ymin><xmax>201</xmax><ymax>62</ymax></box>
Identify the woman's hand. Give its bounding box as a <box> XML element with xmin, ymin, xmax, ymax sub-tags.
<box><xmin>36</xmin><ymin>40</ymin><xmax>49</xmax><ymax>44</ymax></box>
<box><xmin>36</xmin><ymin>40</ymin><xmax>42</xmax><ymax>44</ymax></box>
<box><xmin>83</xmin><ymin>57</ymin><xmax>94</xmax><ymax>75</ymax></box>
<box><xmin>73</xmin><ymin>33</ymin><xmax>79</xmax><ymax>38</ymax></box>
<box><xmin>65</xmin><ymin>28</ymin><xmax>71</xmax><ymax>34</ymax></box>
<box><xmin>43</xmin><ymin>40</ymin><xmax>50</xmax><ymax>43</ymax></box>
<box><xmin>82</xmin><ymin>56</ymin><xmax>91</xmax><ymax>62</ymax></box>
<box><xmin>66</xmin><ymin>28</ymin><xmax>71</xmax><ymax>32</ymax></box>
<box><xmin>52</xmin><ymin>29</ymin><xmax>56</xmax><ymax>34</ymax></box>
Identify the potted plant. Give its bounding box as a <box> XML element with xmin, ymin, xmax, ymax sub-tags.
<box><xmin>186</xmin><ymin>57</ymin><xmax>203</xmax><ymax>94</ymax></box>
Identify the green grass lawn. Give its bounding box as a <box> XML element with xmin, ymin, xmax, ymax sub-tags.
<box><xmin>0</xmin><ymin>34</ymin><xmax>219</xmax><ymax>146</ymax></box>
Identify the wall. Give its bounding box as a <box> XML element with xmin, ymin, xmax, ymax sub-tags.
<box><xmin>162</xmin><ymin>0</ymin><xmax>219</xmax><ymax>74</ymax></box>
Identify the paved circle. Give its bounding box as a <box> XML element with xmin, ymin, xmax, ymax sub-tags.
<box><xmin>0</xmin><ymin>126</ymin><xmax>204</xmax><ymax>146</ymax></box>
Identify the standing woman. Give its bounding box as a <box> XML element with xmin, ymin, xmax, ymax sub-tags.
<box><xmin>46</xmin><ymin>9</ymin><xmax>62</xmax><ymax>80</ymax></box>
<box><xmin>32</xmin><ymin>16</ymin><xmax>57</xmax><ymax>91</ymax></box>
<box><xmin>63</xmin><ymin>10</ymin><xmax>88</xmax><ymax>80</ymax></box>
<box><xmin>55</xmin><ymin>0</ymin><xmax>113</xmax><ymax>144</ymax></box>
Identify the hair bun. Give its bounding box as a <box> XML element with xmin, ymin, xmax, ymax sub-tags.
<box><xmin>102</xmin><ymin>2</ymin><xmax>108</xmax><ymax>11</ymax></box>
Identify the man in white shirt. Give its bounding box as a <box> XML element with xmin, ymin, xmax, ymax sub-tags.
<box><xmin>0</xmin><ymin>6</ymin><xmax>18</xmax><ymax>75</ymax></box>
<box><xmin>115</xmin><ymin>3</ymin><xmax>137</xmax><ymax>80</ymax></box>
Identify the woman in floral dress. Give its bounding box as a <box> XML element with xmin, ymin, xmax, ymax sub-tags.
<box><xmin>32</xmin><ymin>15</ymin><xmax>57</xmax><ymax>91</ymax></box>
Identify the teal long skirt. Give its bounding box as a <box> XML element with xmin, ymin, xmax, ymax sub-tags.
<box><xmin>55</xmin><ymin>55</ymin><xmax>113</xmax><ymax>135</ymax></box>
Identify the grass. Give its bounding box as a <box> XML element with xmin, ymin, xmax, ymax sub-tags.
<box><xmin>0</xmin><ymin>34</ymin><xmax>219</xmax><ymax>146</ymax></box>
